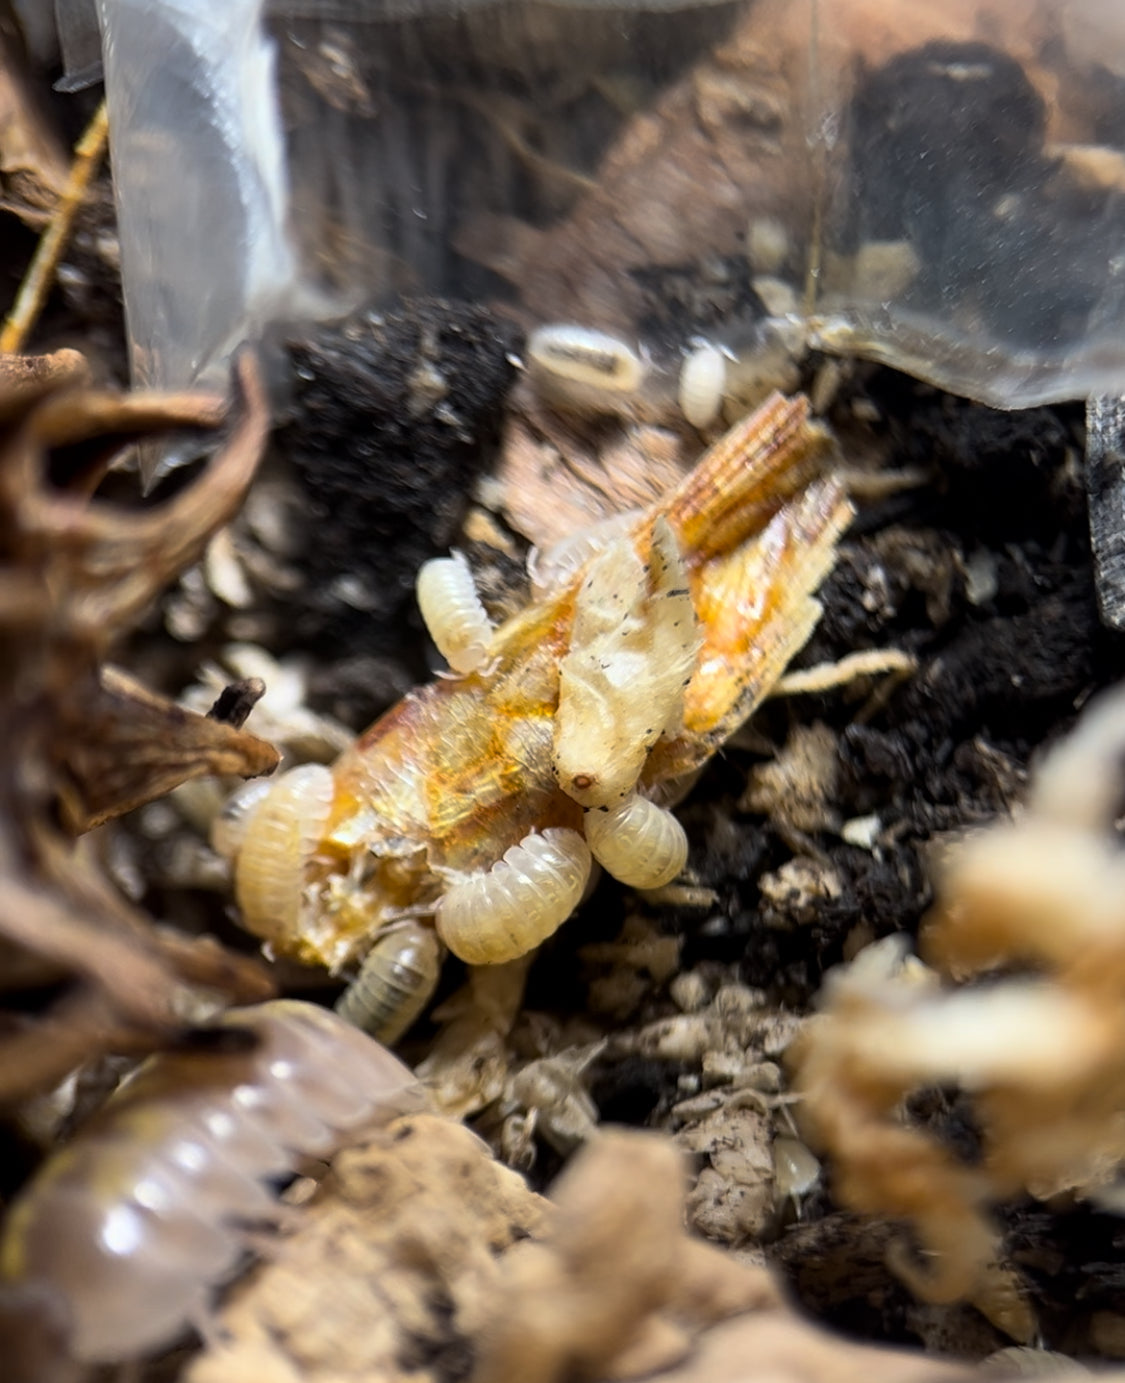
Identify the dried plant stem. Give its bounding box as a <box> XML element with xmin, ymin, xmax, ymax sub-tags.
<box><xmin>0</xmin><ymin>99</ymin><xmax>109</xmax><ymax>355</ymax></box>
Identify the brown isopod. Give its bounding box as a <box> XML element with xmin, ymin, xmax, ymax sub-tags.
<box><xmin>583</xmin><ymin>792</ymin><xmax>689</xmax><ymax>889</ymax></box>
<box><xmin>435</xmin><ymin>827</ymin><xmax>592</xmax><ymax>965</ymax></box>
<box><xmin>0</xmin><ymin>1001</ymin><xmax>425</xmax><ymax>1366</ymax></box>
<box><xmin>233</xmin><ymin>762</ymin><xmax>335</xmax><ymax>950</ymax></box>
<box><xmin>334</xmin><ymin>920</ymin><xmax>443</xmax><ymax>1044</ymax></box>
<box><xmin>415</xmin><ymin>549</ymin><xmax>495</xmax><ymax>675</ymax></box>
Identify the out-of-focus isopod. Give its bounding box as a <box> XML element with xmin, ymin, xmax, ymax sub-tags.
<box><xmin>772</xmin><ymin>1135</ymin><xmax>821</xmax><ymax>1208</ymax></box>
<box><xmin>678</xmin><ymin>341</ymin><xmax>727</xmax><ymax>430</ymax></box>
<box><xmin>0</xmin><ymin>1001</ymin><xmax>425</xmax><ymax>1366</ymax></box>
<box><xmin>583</xmin><ymin>793</ymin><xmax>688</xmax><ymax>889</ymax></box>
<box><xmin>209</xmin><ymin>775</ymin><xmax>275</xmax><ymax>861</ymax></box>
<box><xmin>415</xmin><ymin>550</ymin><xmax>494</xmax><ymax>675</ymax></box>
<box><xmin>435</xmin><ymin>827</ymin><xmax>592</xmax><ymax>965</ymax></box>
<box><xmin>234</xmin><ymin>763</ymin><xmax>335</xmax><ymax>949</ymax></box>
<box><xmin>335</xmin><ymin>920</ymin><xmax>442</xmax><ymax>1044</ymax></box>
<box><xmin>746</xmin><ymin>216</ymin><xmax>791</xmax><ymax>276</ymax></box>
<box><xmin>526</xmin><ymin>323</ymin><xmax>646</xmax><ymax>416</ymax></box>
<box><xmin>526</xmin><ymin>509</ymin><xmax>641</xmax><ymax>600</ymax></box>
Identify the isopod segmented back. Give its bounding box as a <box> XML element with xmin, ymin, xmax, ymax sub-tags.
<box><xmin>335</xmin><ymin>921</ymin><xmax>443</xmax><ymax>1043</ymax></box>
<box><xmin>234</xmin><ymin>763</ymin><xmax>335</xmax><ymax>949</ymax></box>
<box><xmin>0</xmin><ymin>1001</ymin><xmax>425</xmax><ymax>1365</ymax></box>
<box><xmin>435</xmin><ymin>827</ymin><xmax>593</xmax><ymax>965</ymax></box>
<box><xmin>584</xmin><ymin>793</ymin><xmax>688</xmax><ymax>889</ymax></box>
<box><xmin>416</xmin><ymin>550</ymin><xmax>494</xmax><ymax>675</ymax></box>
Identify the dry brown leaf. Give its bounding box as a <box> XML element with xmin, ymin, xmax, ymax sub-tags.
<box><xmin>0</xmin><ymin>350</ymin><xmax>275</xmax><ymax>1102</ymax></box>
<box><xmin>56</xmin><ymin>665</ymin><xmax>277</xmax><ymax>832</ymax></box>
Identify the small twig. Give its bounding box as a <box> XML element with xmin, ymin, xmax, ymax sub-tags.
<box><xmin>772</xmin><ymin>648</ymin><xmax>917</xmax><ymax>698</ymax></box>
<box><xmin>0</xmin><ymin>99</ymin><xmax>110</xmax><ymax>355</ymax></box>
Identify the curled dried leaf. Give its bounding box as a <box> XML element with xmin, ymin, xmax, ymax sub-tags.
<box><xmin>0</xmin><ymin>350</ymin><xmax>274</xmax><ymax>1102</ymax></box>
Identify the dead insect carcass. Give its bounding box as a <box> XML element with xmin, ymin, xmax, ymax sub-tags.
<box><xmin>224</xmin><ymin>392</ymin><xmax>852</xmax><ymax>1034</ymax></box>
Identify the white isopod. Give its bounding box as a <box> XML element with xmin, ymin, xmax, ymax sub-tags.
<box><xmin>583</xmin><ymin>793</ymin><xmax>688</xmax><ymax>889</ymax></box>
<box><xmin>554</xmin><ymin>517</ymin><xmax>697</xmax><ymax>809</ymax></box>
<box><xmin>210</xmin><ymin>775</ymin><xmax>276</xmax><ymax>861</ymax></box>
<box><xmin>0</xmin><ymin>1001</ymin><xmax>425</xmax><ymax>1366</ymax></box>
<box><xmin>233</xmin><ymin>763</ymin><xmax>335</xmax><ymax>949</ymax></box>
<box><xmin>526</xmin><ymin>323</ymin><xmax>646</xmax><ymax>417</ymax></box>
<box><xmin>772</xmin><ymin>1135</ymin><xmax>821</xmax><ymax>1208</ymax></box>
<box><xmin>526</xmin><ymin>509</ymin><xmax>641</xmax><ymax>600</ymax></box>
<box><xmin>335</xmin><ymin>921</ymin><xmax>443</xmax><ymax>1044</ymax></box>
<box><xmin>435</xmin><ymin>827</ymin><xmax>592</xmax><ymax>965</ymax></box>
<box><xmin>678</xmin><ymin>340</ymin><xmax>728</xmax><ymax>430</ymax></box>
<box><xmin>415</xmin><ymin>550</ymin><xmax>494</xmax><ymax>675</ymax></box>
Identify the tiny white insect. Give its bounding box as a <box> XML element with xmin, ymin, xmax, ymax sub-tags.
<box><xmin>210</xmin><ymin>775</ymin><xmax>275</xmax><ymax>861</ymax></box>
<box><xmin>335</xmin><ymin>921</ymin><xmax>442</xmax><ymax>1044</ymax></box>
<box><xmin>233</xmin><ymin>763</ymin><xmax>335</xmax><ymax>949</ymax></box>
<box><xmin>678</xmin><ymin>340</ymin><xmax>728</xmax><ymax>430</ymax></box>
<box><xmin>772</xmin><ymin>1135</ymin><xmax>821</xmax><ymax>1210</ymax></box>
<box><xmin>526</xmin><ymin>509</ymin><xmax>641</xmax><ymax>600</ymax></box>
<box><xmin>584</xmin><ymin>793</ymin><xmax>689</xmax><ymax>889</ymax></box>
<box><xmin>415</xmin><ymin>550</ymin><xmax>494</xmax><ymax>675</ymax></box>
<box><xmin>435</xmin><ymin>827</ymin><xmax>593</xmax><ymax>965</ymax></box>
<box><xmin>526</xmin><ymin>323</ymin><xmax>647</xmax><ymax>416</ymax></box>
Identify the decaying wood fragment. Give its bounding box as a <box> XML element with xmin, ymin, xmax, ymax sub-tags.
<box><xmin>190</xmin><ymin>1117</ymin><xmax>989</xmax><ymax>1383</ymax></box>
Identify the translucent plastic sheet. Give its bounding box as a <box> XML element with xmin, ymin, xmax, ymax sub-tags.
<box><xmin>78</xmin><ymin>0</ymin><xmax>1125</xmax><ymax>408</ymax></box>
<box><xmin>95</xmin><ymin>0</ymin><xmax>295</xmax><ymax>398</ymax></box>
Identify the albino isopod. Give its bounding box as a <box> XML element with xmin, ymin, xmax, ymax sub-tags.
<box><xmin>233</xmin><ymin>763</ymin><xmax>335</xmax><ymax>951</ymax></box>
<box><xmin>526</xmin><ymin>509</ymin><xmax>641</xmax><ymax>600</ymax></box>
<box><xmin>583</xmin><ymin>793</ymin><xmax>688</xmax><ymax>889</ymax></box>
<box><xmin>678</xmin><ymin>341</ymin><xmax>727</xmax><ymax>430</ymax></box>
<box><xmin>209</xmin><ymin>775</ymin><xmax>275</xmax><ymax>861</ymax></box>
<box><xmin>554</xmin><ymin>516</ymin><xmax>698</xmax><ymax>809</ymax></box>
<box><xmin>0</xmin><ymin>1001</ymin><xmax>425</xmax><ymax>1366</ymax></box>
<box><xmin>746</xmin><ymin>215</ymin><xmax>791</xmax><ymax>275</ymax></box>
<box><xmin>435</xmin><ymin>827</ymin><xmax>592</xmax><ymax>965</ymax></box>
<box><xmin>772</xmin><ymin>1135</ymin><xmax>821</xmax><ymax>1207</ymax></box>
<box><xmin>526</xmin><ymin>323</ymin><xmax>646</xmax><ymax>417</ymax></box>
<box><xmin>415</xmin><ymin>550</ymin><xmax>494</xmax><ymax>675</ymax></box>
<box><xmin>335</xmin><ymin>920</ymin><xmax>443</xmax><ymax>1044</ymax></box>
